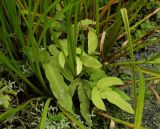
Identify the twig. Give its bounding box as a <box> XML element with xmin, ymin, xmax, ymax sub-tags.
<box><xmin>100</xmin><ymin>31</ymin><xmax>107</xmax><ymax>60</ymax></box>
<box><xmin>59</xmin><ymin>106</ymin><xmax>88</xmax><ymax>129</ymax></box>
<box><xmin>149</xmin><ymin>85</ymin><xmax>160</xmax><ymax>101</ymax></box>
<box><xmin>94</xmin><ymin>109</ymin><xmax>134</xmax><ymax>128</ymax></box>
<box><xmin>100</xmin><ymin>0</ymin><xmax>118</xmax><ymax>18</ymax></box>
<box><xmin>118</xmin><ymin>7</ymin><xmax>160</xmax><ymax>40</ymax></box>
<box><xmin>123</xmin><ymin>77</ymin><xmax>160</xmax><ymax>87</ymax></box>
<box><xmin>131</xmin><ymin>7</ymin><xmax>160</xmax><ymax>30</ymax></box>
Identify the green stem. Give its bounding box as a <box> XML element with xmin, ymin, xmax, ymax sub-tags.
<box><xmin>95</xmin><ymin>110</ymin><xmax>134</xmax><ymax>128</ymax></box>
<box><xmin>108</xmin><ymin>61</ymin><xmax>160</xmax><ymax>67</ymax></box>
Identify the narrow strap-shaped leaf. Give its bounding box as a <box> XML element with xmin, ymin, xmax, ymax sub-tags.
<box><xmin>40</xmin><ymin>98</ymin><xmax>52</xmax><ymax>129</ymax></box>
<box><xmin>0</xmin><ymin>97</ymin><xmax>42</xmax><ymax>122</ymax></box>
<box><xmin>140</xmin><ymin>67</ymin><xmax>160</xmax><ymax>77</ymax></box>
<box><xmin>134</xmin><ymin>68</ymin><xmax>145</xmax><ymax>129</ymax></box>
<box><xmin>28</xmin><ymin>0</ymin><xmax>50</xmax><ymax>95</ymax></box>
<box><xmin>38</xmin><ymin>0</ymin><xmax>80</xmax><ymax>47</ymax></box>
<box><xmin>81</xmin><ymin>80</ymin><xmax>92</xmax><ymax>100</ymax></box>
<box><xmin>78</xmin><ymin>83</ymin><xmax>92</xmax><ymax>124</ymax></box>
<box><xmin>95</xmin><ymin>0</ymin><xmax>99</xmax><ymax>36</ymax></box>
<box><xmin>3</xmin><ymin>0</ymin><xmax>25</xmax><ymax>47</ymax></box>
<box><xmin>121</xmin><ymin>8</ymin><xmax>136</xmax><ymax>110</ymax></box>
<box><xmin>33</xmin><ymin>0</ymin><xmax>60</xmax><ymax>32</ymax></box>
<box><xmin>69</xmin><ymin>78</ymin><xmax>81</xmax><ymax>97</ymax></box>
<box><xmin>0</xmin><ymin>52</ymin><xmax>43</xmax><ymax>95</ymax></box>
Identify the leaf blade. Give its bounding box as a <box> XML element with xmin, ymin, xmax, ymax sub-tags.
<box><xmin>88</xmin><ymin>28</ymin><xmax>98</xmax><ymax>54</ymax></box>
<box><xmin>43</xmin><ymin>63</ymin><xmax>73</xmax><ymax>113</ymax></box>
<box><xmin>81</xmin><ymin>55</ymin><xmax>102</xmax><ymax>68</ymax></box>
<box><xmin>92</xmin><ymin>87</ymin><xmax>106</xmax><ymax>111</ymax></box>
<box><xmin>78</xmin><ymin>84</ymin><xmax>92</xmax><ymax>124</ymax></box>
<box><xmin>96</xmin><ymin>77</ymin><xmax>124</xmax><ymax>90</ymax></box>
<box><xmin>101</xmin><ymin>90</ymin><xmax>134</xmax><ymax>114</ymax></box>
<box><xmin>76</xmin><ymin>56</ymin><xmax>83</xmax><ymax>75</ymax></box>
<box><xmin>40</xmin><ymin>98</ymin><xmax>52</xmax><ymax>129</ymax></box>
<box><xmin>134</xmin><ymin>70</ymin><xmax>145</xmax><ymax>129</ymax></box>
<box><xmin>0</xmin><ymin>98</ymin><xmax>39</xmax><ymax>122</ymax></box>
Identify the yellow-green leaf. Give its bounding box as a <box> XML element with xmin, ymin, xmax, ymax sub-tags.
<box><xmin>48</xmin><ymin>44</ymin><xmax>60</xmax><ymax>56</ymax></box>
<box><xmin>43</xmin><ymin>63</ymin><xmax>73</xmax><ymax>113</ymax></box>
<box><xmin>101</xmin><ymin>90</ymin><xmax>134</xmax><ymax>114</ymax></box>
<box><xmin>69</xmin><ymin>79</ymin><xmax>80</xmax><ymax>97</ymax></box>
<box><xmin>134</xmin><ymin>70</ymin><xmax>145</xmax><ymax>129</ymax></box>
<box><xmin>96</xmin><ymin>77</ymin><xmax>124</xmax><ymax>90</ymax></box>
<box><xmin>78</xmin><ymin>84</ymin><xmax>92</xmax><ymax>125</ymax></box>
<box><xmin>51</xmin><ymin>21</ymin><xmax>61</xmax><ymax>30</ymax></box>
<box><xmin>82</xmin><ymin>80</ymin><xmax>92</xmax><ymax>100</ymax></box>
<box><xmin>76</xmin><ymin>47</ymin><xmax>82</xmax><ymax>55</ymax></box>
<box><xmin>81</xmin><ymin>55</ymin><xmax>102</xmax><ymax>68</ymax></box>
<box><xmin>112</xmin><ymin>87</ymin><xmax>131</xmax><ymax>101</ymax></box>
<box><xmin>76</xmin><ymin>56</ymin><xmax>83</xmax><ymax>75</ymax></box>
<box><xmin>49</xmin><ymin>57</ymin><xmax>73</xmax><ymax>81</ymax></box>
<box><xmin>88</xmin><ymin>28</ymin><xmax>98</xmax><ymax>54</ymax></box>
<box><xmin>78</xmin><ymin>19</ymin><xmax>95</xmax><ymax>28</ymax></box>
<box><xmin>59</xmin><ymin>52</ymin><xmax>65</xmax><ymax>68</ymax></box>
<box><xmin>92</xmin><ymin>87</ymin><xmax>106</xmax><ymax>111</ymax></box>
<box><xmin>59</xmin><ymin>39</ymin><xmax>68</xmax><ymax>55</ymax></box>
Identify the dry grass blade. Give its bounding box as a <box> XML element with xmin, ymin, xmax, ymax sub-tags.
<box><xmin>149</xmin><ymin>85</ymin><xmax>160</xmax><ymax>101</ymax></box>
<box><xmin>100</xmin><ymin>31</ymin><xmax>106</xmax><ymax>60</ymax></box>
<box><xmin>100</xmin><ymin>0</ymin><xmax>118</xmax><ymax>18</ymax></box>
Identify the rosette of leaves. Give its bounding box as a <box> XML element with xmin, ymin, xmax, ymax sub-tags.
<box><xmin>24</xmin><ymin>19</ymin><xmax>134</xmax><ymax>124</ymax></box>
<box><xmin>43</xmin><ymin>19</ymin><xmax>101</xmax><ymax>124</ymax></box>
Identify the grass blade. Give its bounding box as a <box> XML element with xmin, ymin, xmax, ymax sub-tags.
<box><xmin>3</xmin><ymin>0</ymin><xmax>25</xmax><ymax>47</ymax></box>
<box><xmin>40</xmin><ymin>98</ymin><xmax>52</xmax><ymax>129</ymax></box>
<box><xmin>59</xmin><ymin>106</ymin><xmax>88</xmax><ymax>129</ymax></box>
<box><xmin>121</xmin><ymin>8</ymin><xmax>136</xmax><ymax>110</ymax></box>
<box><xmin>134</xmin><ymin>68</ymin><xmax>145</xmax><ymax>129</ymax></box>
<box><xmin>104</xmin><ymin>3</ymin><xmax>123</xmax><ymax>57</ymax></box>
<box><xmin>95</xmin><ymin>0</ymin><xmax>99</xmax><ymax>36</ymax></box>
<box><xmin>130</xmin><ymin>7</ymin><xmax>160</xmax><ymax>31</ymax></box>
<box><xmin>73</xmin><ymin>3</ymin><xmax>80</xmax><ymax>75</ymax></box>
<box><xmin>0</xmin><ymin>97</ymin><xmax>43</xmax><ymax>122</ymax></box>
<box><xmin>28</xmin><ymin>0</ymin><xmax>50</xmax><ymax>95</ymax></box>
<box><xmin>33</xmin><ymin>0</ymin><xmax>60</xmax><ymax>33</ymax></box>
<box><xmin>0</xmin><ymin>52</ymin><xmax>44</xmax><ymax>95</ymax></box>
<box><xmin>66</xmin><ymin>5</ymin><xmax>76</xmax><ymax>75</ymax></box>
<box><xmin>37</xmin><ymin>0</ymin><xmax>80</xmax><ymax>46</ymax></box>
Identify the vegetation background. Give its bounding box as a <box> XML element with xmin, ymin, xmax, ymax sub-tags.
<box><xmin>0</xmin><ymin>0</ymin><xmax>160</xmax><ymax>129</ymax></box>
